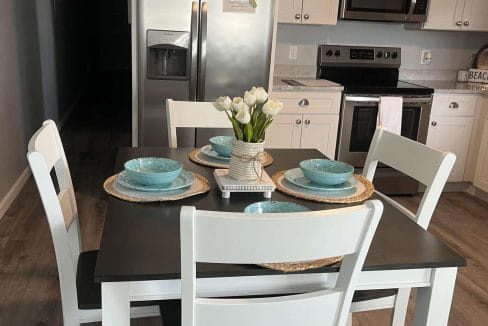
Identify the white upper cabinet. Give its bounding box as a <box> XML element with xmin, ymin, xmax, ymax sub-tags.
<box><xmin>461</xmin><ymin>0</ymin><xmax>488</xmax><ymax>31</ymax></box>
<box><xmin>421</xmin><ymin>0</ymin><xmax>488</xmax><ymax>31</ymax></box>
<box><xmin>278</xmin><ymin>0</ymin><xmax>339</xmax><ymax>25</ymax></box>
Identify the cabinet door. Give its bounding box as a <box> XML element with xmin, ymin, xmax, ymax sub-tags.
<box><xmin>423</xmin><ymin>0</ymin><xmax>464</xmax><ymax>30</ymax></box>
<box><xmin>301</xmin><ymin>0</ymin><xmax>339</xmax><ymax>25</ymax></box>
<box><xmin>300</xmin><ymin>114</ymin><xmax>339</xmax><ymax>159</ymax></box>
<box><xmin>426</xmin><ymin>116</ymin><xmax>474</xmax><ymax>182</ymax></box>
<box><xmin>461</xmin><ymin>0</ymin><xmax>488</xmax><ymax>31</ymax></box>
<box><xmin>265</xmin><ymin>114</ymin><xmax>302</xmax><ymax>149</ymax></box>
<box><xmin>278</xmin><ymin>0</ymin><xmax>303</xmax><ymax>24</ymax></box>
<box><xmin>474</xmin><ymin>117</ymin><xmax>488</xmax><ymax>192</ymax></box>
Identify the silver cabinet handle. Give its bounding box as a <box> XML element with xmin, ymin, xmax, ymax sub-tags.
<box><xmin>431</xmin><ymin>121</ymin><xmax>437</xmax><ymax>126</ymax></box>
<box><xmin>304</xmin><ymin>119</ymin><xmax>311</xmax><ymax>125</ymax></box>
<box><xmin>456</xmin><ymin>21</ymin><xmax>462</xmax><ymax>26</ymax></box>
<box><xmin>295</xmin><ymin>13</ymin><xmax>301</xmax><ymax>20</ymax></box>
<box><xmin>298</xmin><ymin>99</ymin><xmax>310</xmax><ymax>106</ymax></box>
<box><xmin>449</xmin><ymin>102</ymin><xmax>459</xmax><ymax>109</ymax></box>
<box><xmin>296</xmin><ymin>119</ymin><xmax>302</xmax><ymax>125</ymax></box>
<box><xmin>464</xmin><ymin>21</ymin><xmax>470</xmax><ymax>26</ymax></box>
<box><xmin>304</xmin><ymin>14</ymin><xmax>310</xmax><ymax>20</ymax></box>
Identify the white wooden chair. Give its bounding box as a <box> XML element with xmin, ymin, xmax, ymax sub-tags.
<box><xmin>166</xmin><ymin>99</ymin><xmax>232</xmax><ymax>148</ymax></box>
<box><xmin>350</xmin><ymin>127</ymin><xmax>456</xmax><ymax>325</ymax></box>
<box><xmin>177</xmin><ymin>201</ymin><xmax>383</xmax><ymax>326</ymax></box>
<box><xmin>27</xmin><ymin>120</ymin><xmax>160</xmax><ymax>325</ymax></box>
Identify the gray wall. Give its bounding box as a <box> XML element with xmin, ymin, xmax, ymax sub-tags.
<box><xmin>276</xmin><ymin>21</ymin><xmax>488</xmax><ymax>70</ymax></box>
<box><xmin>0</xmin><ymin>0</ymin><xmax>45</xmax><ymax>199</ymax></box>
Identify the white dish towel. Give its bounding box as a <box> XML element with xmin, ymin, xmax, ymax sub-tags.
<box><xmin>378</xmin><ymin>96</ymin><xmax>403</xmax><ymax>135</ymax></box>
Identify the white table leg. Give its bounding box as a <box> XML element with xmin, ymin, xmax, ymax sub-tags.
<box><xmin>263</xmin><ymin>191</ymin><xmax>272</xmax><ymax>198</ymax></box>
<box><xmin>102</xmin><ymin>282</ymin><xmax>131</xmax><ymax>326</ymax></box>
<box><xmin>222</xmin><ymin>191</ymin><xmax>230</xmax><ymax>198</ymax></box>
<box><xmin>413</xmin><ymin>267</ymin><xmax>457</xmax><ymax>326</ymax></box>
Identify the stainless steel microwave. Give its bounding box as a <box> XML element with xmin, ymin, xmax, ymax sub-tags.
<box><xmin>340</xmin><ymin>0</ymin><xmax>430</xmax><ymax>23</ymax></box>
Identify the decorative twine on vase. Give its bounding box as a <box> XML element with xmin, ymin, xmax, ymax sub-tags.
<box><xmin>228</xmin><ymin>140</ymin><xmax>266</xmax><ymax>181</ymax></box>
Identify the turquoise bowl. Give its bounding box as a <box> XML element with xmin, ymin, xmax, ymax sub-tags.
<box><xmin>244</xmin><ymin>201</ymin><xmax>310</xmax><ymax>213</ymax></box>
<box><xmin>209</xmin><ymin>136</ymin><xmax>233</xmax><ymax>158</ymax></box>
<box><xmin>299</xmin><ymin>159</ymin><xmax>354</xmax><ymax>186</ymax></box>
<box><xmin>124</xmin><ymin>157</ymin><xmax>182</xmax><ymax>186</ymax></box>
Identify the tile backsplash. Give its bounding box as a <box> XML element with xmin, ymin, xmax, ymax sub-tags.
<box><xmin>275</xmin><ymin>21</ymin><xmax>488</xmax><ymax>80</ymax></box>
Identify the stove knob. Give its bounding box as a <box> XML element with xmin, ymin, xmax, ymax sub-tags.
<box><xmin>384</xmin><ymin>51</ymin><xmax>391</xmax><ymax>59</ymax></box>
<box><xmin>376</xmin><ymin>51</ymin><xmax>383</xmax><ymax>58</ymax></box>
<box><xmin>392</xmin><ymin>52</ymin><xmax>398</xmax><ymax>59</ymax></box>
<box><xmin>326</xmin><ymin>50</ymin><xmax>333</xmax><ymax>57</ymax></box>
<box><xmin>334</xmin><ymin>50</ymin><xmax>341</xmax><ymax>57</ymax></box>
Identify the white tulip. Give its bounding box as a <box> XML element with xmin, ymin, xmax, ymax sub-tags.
<box><xmin>231</xmin><ymin>97</ymin><xmax>245</xmax><ymax>112</ymax></box>
<box><xmin>254</xmin><ymin>87</ymin><xmax>268</xmax><ymax>104</ymax></box>
<box><xmin>213</xmin><ymin>96</ymin><xmax>232</xmax><ymax>111</ymax></box>
<box><xmin>235</xmin><ymin>106</ymin><xmax>251</xmax><ymax>124</ymax></box>
<box><xmin>244</xmin><ymin>90</ymin><xmax>256</xmax><ymax>106</ymax></box>
<box><xmin>262</xmin><ymin>99</ymin><xmax>283</xmax><ymax>116</ymax></box>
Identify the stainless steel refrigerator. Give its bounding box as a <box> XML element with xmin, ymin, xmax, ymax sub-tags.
<box><xmin>132</xmin><ymin>0</ymin><xmax>276</xmax><ymax>147</ymax></box>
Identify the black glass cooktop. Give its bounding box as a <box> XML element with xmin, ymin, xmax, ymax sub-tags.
<box><xmin>317</xmin><ymin>67</ymin><xmax>434</xmax><ymax>95</ymax></box>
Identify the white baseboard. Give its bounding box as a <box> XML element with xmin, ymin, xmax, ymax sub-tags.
<box><xmin>0</xmin><ymin>167</ymin><xmax>31</xmax><ymax>221</ymax></box>
<box><xmin>466</xmin><ymin>185</ymin><xmax>488</xmax><ymax>203</ymax></box>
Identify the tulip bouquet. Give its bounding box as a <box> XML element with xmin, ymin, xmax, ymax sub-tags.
<box><xmin>213</xmin><ymin>87</ymin><xmax>283</xmax><ymax>143</ymax></box>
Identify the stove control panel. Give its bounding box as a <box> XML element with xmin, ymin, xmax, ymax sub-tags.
<box><xmin>318</xmin><ymin>45</ymin><xmax>401</xmax><ymax>68</ymax></box>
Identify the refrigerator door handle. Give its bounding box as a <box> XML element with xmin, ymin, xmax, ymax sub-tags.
<box><xmin>197</xmin><ymin>1</ymin><xmax>208</xmax><ymax>101</ymax></box>
<box><xmin>189</xmin><ymin>1</ymin><xmax>199</xmax><ymax>101</ymax></box>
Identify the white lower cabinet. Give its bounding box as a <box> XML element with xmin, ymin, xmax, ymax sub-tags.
<box><xmin>474</xmin><ymin>116</ymin><xmax>488</xmax><ymax>192</ymax></box>
<box><xmin>266</xmin><ymin>91</ymin><xmax>341</xmax><ymax>158</ymax></box>
<box><xmin>266</xmin><ymin>114</ymin><xmax>302</xmax><ymax>149</ymax></box>
<box><xmin>426</xmin><ymin>116</ymin><xmax>474</xmax><ymax>182</ymax></box>
<box><xmin>300</xmin><ymin>114</ymin><xmax>339</xmax><ymax>159</ymax></box>
<box><xmin>426</xmin><ymin>94</ymin><xmax>478</xmax><ymax>182</ymax></box>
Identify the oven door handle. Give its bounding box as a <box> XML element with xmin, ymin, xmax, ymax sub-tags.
<box><xmin>344</xmin><ymin>96</ymin><xmax>380</xmax><ymax>103</ymax></box>
<box><xmin>345</xmin><ymin>96</ymin><xmax>432</xmax><ymax>104</ymax></box>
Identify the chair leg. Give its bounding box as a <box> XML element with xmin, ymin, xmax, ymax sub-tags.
<box><xmin>347</xmin><ymin>313</ymin><xmax>353</xmax><ymax>326</ymax></box>
<box><xmin>391</xmin><ymin>288</ymin><xmax>410</xmax><ymax>326</ymax></box>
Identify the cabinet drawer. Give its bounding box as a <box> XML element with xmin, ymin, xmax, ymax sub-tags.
<box><xmin>431</xmin><ymin>94</ymin><xmax>478</xmax><ymax>116</ymax></box>
<box><xmin>270</xmin><ymin>92</ymin><xmax>341</xmax><ymax>114</ymax></box>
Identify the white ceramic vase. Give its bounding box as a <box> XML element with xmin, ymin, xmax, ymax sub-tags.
<box><xmin>228</xmin><ymin>139</ymin><xmax>265</xmax><ymax>181</ymax></box>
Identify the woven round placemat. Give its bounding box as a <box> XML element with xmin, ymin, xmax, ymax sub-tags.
<box><xmin>103</xmin><ymin>172</ymin><xmax>209</xmax><ymax>202</ymax></box>
<box><xmin>260</xmin><ymin>256</ymin><xmax>343</xmax><ymax>273</ymax></box>
<box><xmin>272</xmin><ymin>172</ymin><xmax>374</xmax><ymax>204</ymax></box>
<box><xmin>189</xmin><ymin>149</ymin><xmax>273</xmax><ymax>169</ymax></box>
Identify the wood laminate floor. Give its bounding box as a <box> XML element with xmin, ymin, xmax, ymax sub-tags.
<box><xmin>1</xmin><ymin>84</ymin><xmax>487</xmax><ymax>325</ymax></box>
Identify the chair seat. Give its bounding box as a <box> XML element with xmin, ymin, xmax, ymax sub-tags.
<box><xmin>76</xmin><ymin>250</ymin><xmax>160</xmax><ymax>310</ymax></box>
<box><xmin>353</xmin><ymin>289</ymin><xmax>398</xmax><ymax>302</ymax></box>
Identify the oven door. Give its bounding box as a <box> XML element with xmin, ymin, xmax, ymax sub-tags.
<box><xmin>340</xmin><ymin>0</ymin><xmax>429</xmax><ymax>22</ymax></box>
<box><xmin>338</xmin><ymin>95</ymin><xmax>431</xmax><ymax>167</ymax></box>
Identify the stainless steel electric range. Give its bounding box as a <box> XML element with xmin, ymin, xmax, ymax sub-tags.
<box><xmin>317</xmin><ymin>44</ymin><xmax>434</xmax><ymax>195</ymax></box>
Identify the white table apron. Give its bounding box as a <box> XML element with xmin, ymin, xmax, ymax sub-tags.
<box><xmin>101</xmin><ymin>266</ymin><xmax>458</xmax><ymax>326</ymax></box>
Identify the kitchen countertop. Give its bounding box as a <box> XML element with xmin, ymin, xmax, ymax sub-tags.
<box><xmin>272</xmin><ymin>77</ymin><xmax>344</xmax><ymax>92</ymax></box>
<box><xmin>407</xmin><ymin>80</ymin><xmax>488</xmax><ymax>96</ymax></box>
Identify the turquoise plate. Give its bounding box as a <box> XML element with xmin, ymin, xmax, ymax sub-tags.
<box><xmin>201</xmin><ymin>145</ymin><xmax>231</xmax><ymax>161</ymax></box>
<box><xmin>244</xmin><ymin>201</ymin><xmax>310</xmax><ymax>213</ymax></box>
<box><xmin>116</xmin><ymin>170</ymin><xmax>194</xmax><ymax>192</ymax></box>
<box><xmin>284</xmin><ymin>168</ymin><xmax>357</xmax><ymax>192</ymax></box>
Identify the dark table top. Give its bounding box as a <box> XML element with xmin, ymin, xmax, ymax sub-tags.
<box><xmin>95</xmin><ymin>148</ymin><xmax>466</xmax><ymax>283</ymax></box>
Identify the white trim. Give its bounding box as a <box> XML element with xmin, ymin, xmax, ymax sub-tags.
<box><xmin>0</xmin><ymin>167</ymin><xmax>31</xmax><ymax>220</ymax></box>
<box><xmin>466</xmin><ymin>184</ymin><xmax>488</xmax><ymax>203</ymax></box>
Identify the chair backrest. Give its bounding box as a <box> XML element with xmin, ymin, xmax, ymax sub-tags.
<box><xmin>180</xmin><ymin>201</ymin><xmax>383</xmax><ymax>326</ymax></box>
<box><xmin>363</xmin><ymin>127</ymin><xmax>456</xmax><ymax>229</ymax></box>
<box><xmin>27</xmin><ymin>119</ymin><xmax>81</xmax><ymax>320</ymax></box>
<box><xmin>166</xmin><ymin>99</ymin><xmax>232</xmax><ymax>148</ymax></box>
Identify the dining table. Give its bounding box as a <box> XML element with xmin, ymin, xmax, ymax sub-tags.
<box><xmin>94</xmin><ymin>147</ymin><xmax>466</xmax><ymax>326</ymax></box>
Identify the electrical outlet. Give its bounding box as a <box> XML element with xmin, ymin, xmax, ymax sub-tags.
<box><xmin>289</xmin><ymin>45</ymin><xmax>298</xmax><ymax>60</ymax></box>
<box><xmin>421</xmin><ymin>50</ymin><xmax>432</xmax><ymax>65</ymax></box>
